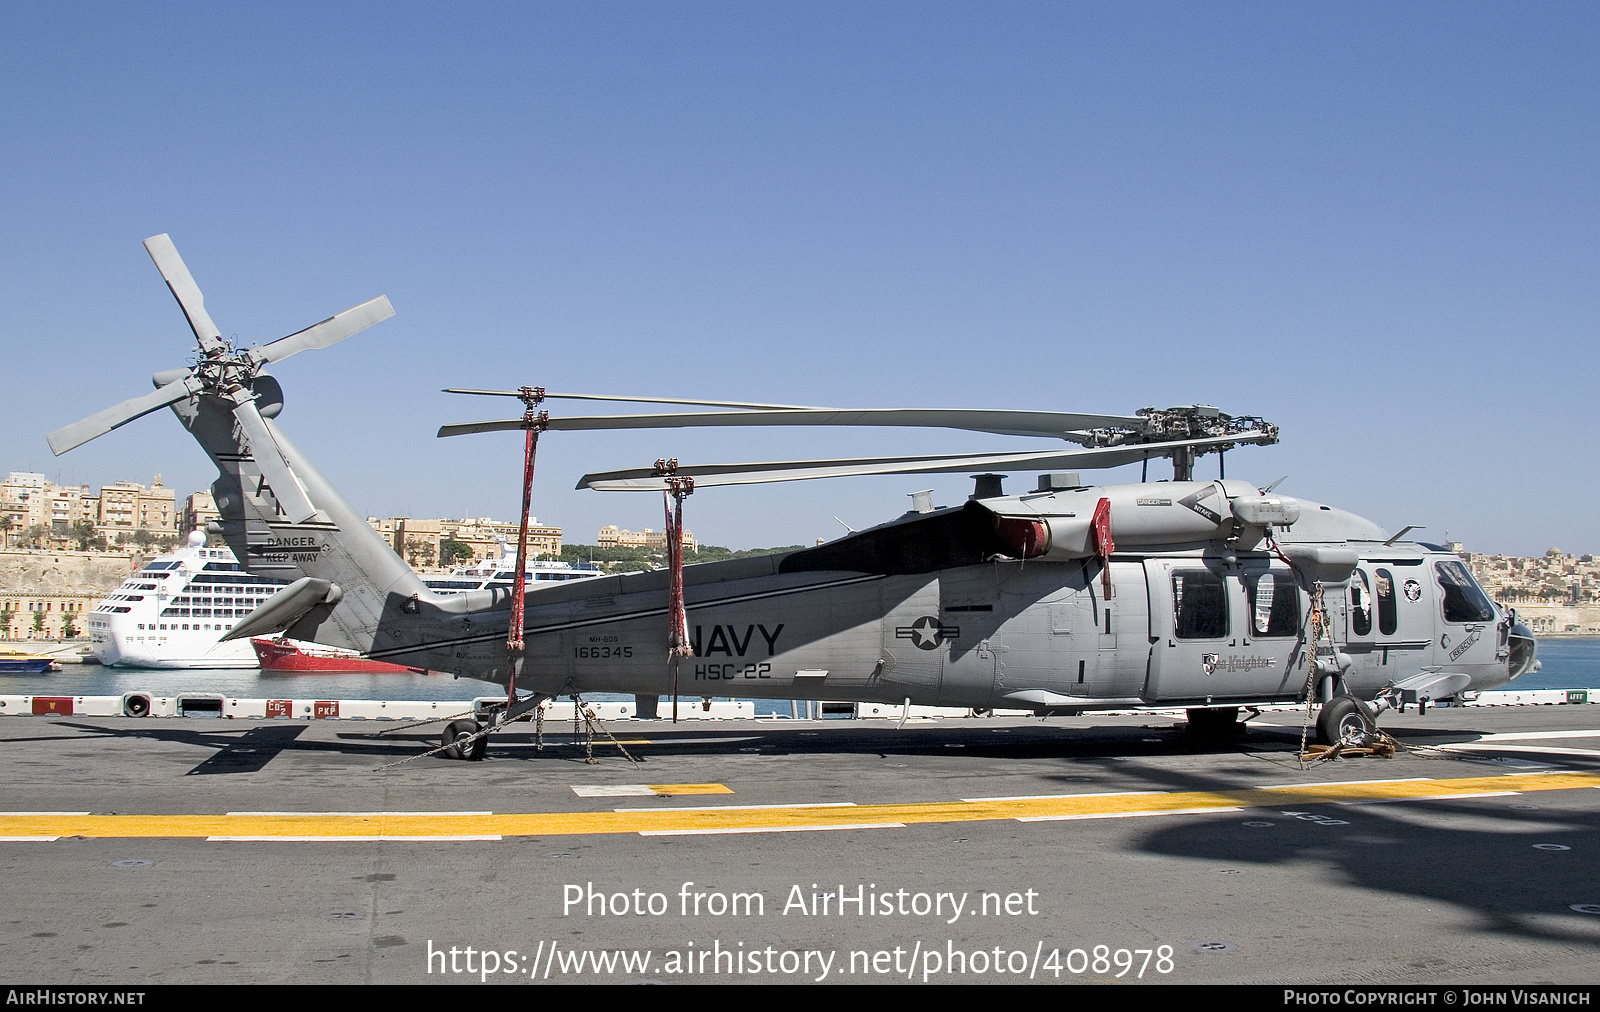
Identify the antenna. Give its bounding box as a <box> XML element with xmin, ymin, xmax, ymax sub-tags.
<box><xmin>1383</xmin><ymin>525</ymin><xmax>1423</xmax><ymax>547</ymax></box>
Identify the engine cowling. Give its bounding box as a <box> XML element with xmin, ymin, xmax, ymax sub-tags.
<box><xmin>983</xmin><ymin>480</ymin><xmax>1302</xmax><ymax>559</ymax></box>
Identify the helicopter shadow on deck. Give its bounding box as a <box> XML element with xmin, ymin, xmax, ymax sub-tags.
<box><xmin>336</xmin><ymin>716</ymin><xmax>1313</xmax><ymax>764</ymax></box>
<box><xmin>1131</xmin><ymin>789</ymin><xmax>1600</xmax><ymax>949</ymax></box>
<box><xmin>992</xmin><ymin>723</ymin><xmax>1600</xmax><ymax>950</ymax></box>
<box><xmin>31</xmin><ymin>715</ymin><xmax>1595</xmax><ymax>785</ymax></box>
<box><xmin>41</xmin><ymin>719</ymin><xmax>387</xmax><ymax>775</ymax></box>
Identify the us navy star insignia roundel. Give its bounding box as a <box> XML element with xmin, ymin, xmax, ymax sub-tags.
<box><xmin>895</xmin><ymin>615</ymin><xmax>954</xmax><ymax>650</ymax></box>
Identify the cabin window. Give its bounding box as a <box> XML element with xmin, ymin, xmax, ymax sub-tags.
<box><xmin>1375</xmin><ymin>568</ymin><xmax>1398</xmax><ymax>636</ymax></box>
<box><xmin>1172</xmin><ymin>570</ymin><xmax>1228</xmax><ymax>639</ymax></box>
<box><xmin>1350</xmin><ymin>570</ymin><xmax>1372</xmax><ymax>636</ymax></box>
<box><xmin>1436</xmin><ymin>561</ymin><xmax>1495</xmax><ymax>623</ymax></box>
<box><xmin>1244</xmin><ymin>572</ymin><xmax>1300</xmax><ymax>637</ymax></box>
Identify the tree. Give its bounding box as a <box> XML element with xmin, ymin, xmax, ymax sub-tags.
<box><xmin>404</xmin><ymin>538</ymin><xmax>436</xmax><ymax>569</ymax></box>
<box><xmin>0</xmin><ymin>604</ymin><xmax>14</xmax><ymax>638</ymax></box>
<box><xmin>24</xmin><ymin>525</ymin><xmax>48</xmax><ymax>549</ymax></box>
<box><xmin>61</xmin><ymin>612</ymin><xmax>78</xmax><ymax>639</ymax></box>
<box><xmin>31</xmin><ymin>610</ymin><xmax>45</xmax><ymax>636</ymax></box>
<box><xmin>440</xmin><ymin>539</ymin><xmax>472</xmax><ymax>567</ymax></box>
<box><xmin>68</xmin><ymin>520</ymin><xmax>102</xmax><ymax>551</ymax></box>
<box><xmin>1</xmin><ymin>514</ymin><xmax>12</xmax><ymax>548</ymax></box>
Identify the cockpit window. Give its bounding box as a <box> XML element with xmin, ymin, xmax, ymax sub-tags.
<box><xmin>1245</xmin><ymin>572</ymin><xmax>1300</xmax><ymax>637</ymax></box>
<box><xmin>1436</xmin><ymin>560</ymin><xmax>1496</xmax><ymax>623</ymax></box>
<box><xmin>1350</xmin><ymin>570</ymin><xmax>1372</xmax><ymax>637</ymax></box>
<box><xmin>1172</xmin><ymin>570</ymin><xmax>1228</xmax><ymax>639</ymax></box>
<box><xmin>1375</xmin><ymin>568</ymin><xmax>1398</xmax><ymax>636</ymax></box>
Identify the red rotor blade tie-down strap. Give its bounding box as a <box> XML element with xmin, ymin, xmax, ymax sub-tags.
<box><xmin>657</xmin><ymin>459</ymin><xmax>695</xmax><ymax>723</ymax></box>
<box><xmin>506</xmin><ymin>387</ymin><xmax>548</xmax><ymax>708</ymax></box>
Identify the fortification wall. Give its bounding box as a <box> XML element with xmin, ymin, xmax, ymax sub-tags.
<box><xmin>0</xmin><ymin>550</ymin><xmax>141</xmax><ymax>596</ymax></box>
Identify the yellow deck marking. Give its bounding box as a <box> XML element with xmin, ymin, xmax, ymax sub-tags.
<box><xmin>207</xmin><ymin>834</ymin><xmax>503</xmax><ymax>842</ymax></box>
<box><xmin>3</xmin><ymin>770</ymin><xmax>1596</xmax><ymax>841</ymax></box>
<box><xmin>640</xmin><ymin>822</ymin><xmax>905</xmax><ymax>836</ymax></box>
<box><xmin>1018</xmin><ymin>805</ymin><xmax>1242</xmax><ymax>822</ymax></box>
<box><xmin>647</xmin><ymin>783</ymin><xmax>733</xmax><ymax>795</ymax></box>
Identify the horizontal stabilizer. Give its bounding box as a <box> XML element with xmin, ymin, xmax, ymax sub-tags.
<box><xmin>221</xmin><ymin>577</ymin><xmax>343</xmax><ymax>641</ymax></box>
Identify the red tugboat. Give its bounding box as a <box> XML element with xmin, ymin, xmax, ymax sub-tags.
<box><xmin>250</xmin><ymin>637</ymin><xmax>429</xmax><ymax>674</ymax></box>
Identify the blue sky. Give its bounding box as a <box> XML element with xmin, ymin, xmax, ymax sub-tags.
<box><xmin>2</xmin><ymin>3</ymin><xmax>1595</xmax><ymax>555</ymax></box>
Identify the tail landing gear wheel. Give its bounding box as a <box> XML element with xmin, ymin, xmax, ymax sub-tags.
<box><xmin>1316</xmin><ymin>696</ymin><xmax>1376</xmax><ymax>747</ymax></box>
<box><xmin>443</xmin><ymin>720</ymin><xmax>487</xmax><ymax>761</ymax></box>
<box><xmin>1186</xmin><ymin>707</ymin><xmax>1241</xmax><ymax>736</ymax></box>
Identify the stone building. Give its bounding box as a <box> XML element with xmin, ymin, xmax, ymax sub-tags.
<box><xmin>597</xmin><ymin>524</ymin><xmax>697</xmax><ymax>553</ymax></box>
<box><xmin>182</xmin><ymin>490</ymin><xmax>220</xmax><ymax>536</ymax></box>
<box><xmin>3</xmin><ymin>472</ymin><xmax>177</xmax><ymax>550</ymax></box>
<box><xmin>365</xmin><ymin>516</ymin><xmax>563</xmax><ymax>570</ymax></box>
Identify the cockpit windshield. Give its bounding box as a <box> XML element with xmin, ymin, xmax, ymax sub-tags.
<box><xmin>1435</xmin><ymin>561</ymin><xmax>1496</xmax><ymax>623</ymax></box>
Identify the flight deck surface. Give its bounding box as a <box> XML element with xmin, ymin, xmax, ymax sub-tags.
<box><xmin>2</xmin><ymin>706</ymin><xmax>1598</xmax><ymax>986</ymax></box>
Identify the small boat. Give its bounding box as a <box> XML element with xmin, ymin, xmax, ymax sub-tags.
<box><xmin>250</xmin><ymin>637</ymin><xmax>428</xmax><ymax>674</ymax></box>
<box><xmin>0</xmin><ymin>650</ymin><xmax>60</xmax><ymax>674</ymax></box>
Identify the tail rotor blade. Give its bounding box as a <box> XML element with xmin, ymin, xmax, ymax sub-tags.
<box><xmin>255</xmin><ymin>296</ymin><xmax>395</xmax><ymax>364</ymax></box>
<box><xmin>46</xmin><ymin>374</ymin><xmax>199</xmax><ymax>455</ymax></box>
<box><xmin>143</xmin><ymin>234</ymin><xmax>223</xmax><ymax>352</ymax></box>
<box><xmin>229</xmin><ymin>394</ymin><xmax>319</xmax><ymax>523</ymax></box>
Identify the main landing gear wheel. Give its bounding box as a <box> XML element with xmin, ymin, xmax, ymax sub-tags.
<box><xmin>1186</xmin><ymin>707</ymin><xmax>1241</xmax><ymax>736</ymax></box>
<box><xmin>443</xmin><ymin>720</ymin><xmax>487</xmax><ymax>761</ymax></box>
<box><xmin>1316</xmin><ymin>696</ymin><xmax>1377</xmax><ymax>748</ymax></box>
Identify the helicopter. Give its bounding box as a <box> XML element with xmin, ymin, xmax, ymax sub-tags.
<box><xmin>47</xmin><ymin>235</ymin><xmax>1539</xmax><ymax>760</ymax></box>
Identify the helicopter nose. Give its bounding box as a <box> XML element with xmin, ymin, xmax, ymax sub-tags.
<box><xmin>1506</xmin><ymin>621</ymin><xmax>1537</xmax><ymax>681</ymax></box>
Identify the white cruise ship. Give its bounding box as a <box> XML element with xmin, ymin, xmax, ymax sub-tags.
<box><xmin>87</xmin><ymin>532</ymin><xmax>291</xmax><ymax>668</ymax></box>
<box><xmin>419</xmin><ymin>550</ymin><xmax>606</xmax><ymax>594</ymax></box>
<box><xmin>87</xmin><ymin>536</ymin><xmax>606</xmax><ymax>668</ymax></box>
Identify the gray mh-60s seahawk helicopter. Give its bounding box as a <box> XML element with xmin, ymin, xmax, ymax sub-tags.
<box><xmin>48</xmin><ymin>235</ymin><xmax>1539</xmax><ymax>759</ymax></box>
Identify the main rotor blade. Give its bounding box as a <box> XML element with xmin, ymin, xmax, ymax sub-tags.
<box><xmin>440</xmin><ymin>407</ymin><xmax>1149</xmax><ymax>441</ymax></box>
<box><xmin>577</xmin><ymin>431</ymin><xmax>1277</xmax><ymax>490</ymax></box>
<box><xmin>229</xmin><ymin>394</ymin><xmax>319</xmax><ymax>523</ymax></box>
<box><xmin>46</xmin><ymin>374</ymin><xmax>199</xmax><ymax>456</ymax></box>
<box><xmin>444</xmin><ymin>389</ymin><xmax>815</xmax><ymax>411</ymax></box>
<box><xmin>143</xmin><ymin>234</ymin><xmax>223</xmax><ymax>353</ymax></box>
<box><xmin>254</xmin><ymin>295</ymin><xmax>395</xmax><ymax>363</ymax></box>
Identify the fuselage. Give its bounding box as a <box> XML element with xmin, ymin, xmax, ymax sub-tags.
<box><xmin>175</xmin><ymin>387</ymin><xmax>1531</xmax><ymax>714</ymax></box>
<box><xmin>352</xmin><ymin>493</ymin><xmax>1534</xmax><ymax>711</ymax></box>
